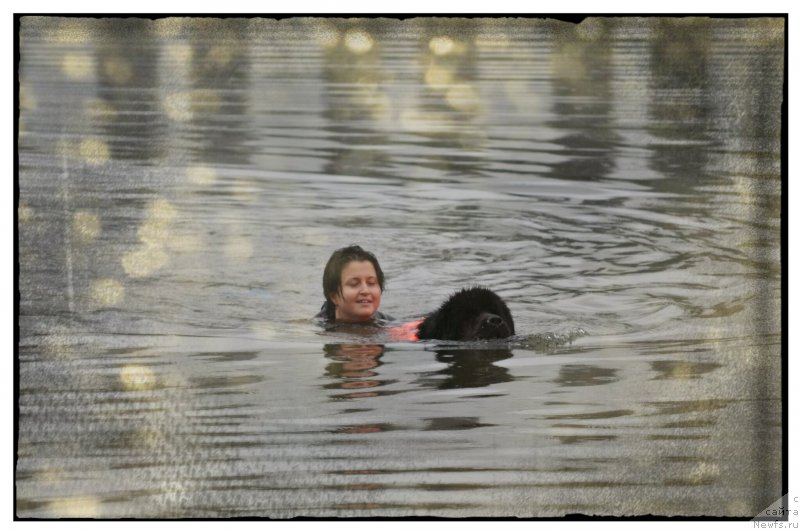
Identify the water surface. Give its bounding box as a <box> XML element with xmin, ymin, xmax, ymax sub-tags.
<box><xmin>16</xmin><ymin>16</ymin><xmax>784</xmax><ymax>518</ymax></box>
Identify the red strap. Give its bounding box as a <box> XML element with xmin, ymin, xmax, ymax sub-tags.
<box><xmin>387</xmin><ymin>319</ymin><xmax>423</xmax><ymax>341</ymax></box>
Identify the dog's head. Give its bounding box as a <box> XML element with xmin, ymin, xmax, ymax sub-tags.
<box><xmin>417</xmin><ymin>287</ymin><xmax>515</xmax><ymax>341</ymax></box>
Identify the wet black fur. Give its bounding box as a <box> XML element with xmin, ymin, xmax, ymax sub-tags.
<box><xmin>416</xmin><ymin>286</ymin><xmax>515</xmax><ymax>341</ymax></box>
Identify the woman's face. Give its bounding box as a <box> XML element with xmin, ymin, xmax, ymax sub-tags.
<box><xmin>330</xmin><ymin>260</ymin><xmax>382</xmax><ymax>322</ymax></box>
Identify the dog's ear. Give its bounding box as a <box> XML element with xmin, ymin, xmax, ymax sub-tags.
<box><xmin>417</xmin><ymin>309</ymin><xmax>461</xmax><ymax>340</ymax></box>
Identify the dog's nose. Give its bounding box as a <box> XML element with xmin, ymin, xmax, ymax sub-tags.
<box><xmin>487</xmin><ymin>314</ymin><xmax>503</xmax><ymax>327</ymax></box>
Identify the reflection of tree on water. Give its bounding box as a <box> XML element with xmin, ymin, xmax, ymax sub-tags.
<box><xmin>553</xmin><ymin>364</ymin><xmax>619</xmax><ymax>387</ymax></box>
<box><xmin>186</xmin><ymin>18</ymin><xmax>254</xmax><ymax>168</ymax></box>
<box><xmin>323</xmin><ymin>343</ymin><xmax>396</xmax><ymax>399</ymax></box>
<box><xmin>547</xmin><ymin>19</ymin><xmax>618</xmax><ymax>182</ymax></box>
<box><xmin>646</xmin><ymin>18</ymin><xmax>714</xmax><ymax>194</ymax></box>
<box><xmin>410</xmin><ymin>19</ymin><xmax>486</xmax><ymax>178</ymax></box>
<box><xmin>415</xmin><ymin>348</ymin><xmax>513</xmax><ymax>390</ymax></box>
<box><xmin>649</xmin><ymin>360</ymin><xmax>721</xmax><ymax>380</ymax></box>
<box><xmin>318</xmin><ymin>19</ymin><xmax>392</xmax><ymax>178</ymax></box>
<box><xmin>95</xmin><ymin>18</ymin><xmax>164</xmax><ymax>162</ymax></box>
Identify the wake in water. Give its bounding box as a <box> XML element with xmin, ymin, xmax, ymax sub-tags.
<box><xmin>317</xmin><ymin>319</ymin><xmax>587</xmax><ymax>353</ymax></box>
<box><xmin>511</xmin><ymin>328</ymin><xmax>589</xmax><ymax>351</ymax></box>
<box><xmin>410</xmin><ymin>327</ymin><xmax>589</xmax><ymax>352</ymax></box>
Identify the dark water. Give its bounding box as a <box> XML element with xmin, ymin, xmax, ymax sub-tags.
<box><xmin>16</xmin><ymin>16</ymin><xmax>784</xmax><ymax>518</ymax></box>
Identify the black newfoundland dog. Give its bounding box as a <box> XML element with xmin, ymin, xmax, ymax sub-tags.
<box><xmin>416</xmin><ymin>287</ymin><xmax>515</xmax><ymax>341</ymax></box>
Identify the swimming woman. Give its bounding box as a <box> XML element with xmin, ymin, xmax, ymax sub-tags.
<box><xmin>316</xmin><ymin>245</ymin><xmax>393</xmax><ymax>324</ymax></box>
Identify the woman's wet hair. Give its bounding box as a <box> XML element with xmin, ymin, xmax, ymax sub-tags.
<box><xmin>321</xmin><ymin>245</ymin><xmax>385</xmax><ymax>320</ymax></box>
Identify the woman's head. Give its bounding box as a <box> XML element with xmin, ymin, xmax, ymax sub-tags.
<box><xmin>322</xmin><ymin>245</ymin><xmax>385</xmax><ymax>322</ymax></box>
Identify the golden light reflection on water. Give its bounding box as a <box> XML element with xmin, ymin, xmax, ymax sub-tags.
<box><xmin>84</xmin><ymin>98</ymin><xmax>117</xmax><ymax>121</ymax></box>
<box><xmin>120</xmin><ymin>364</ymin><xmax>157</xmax><ymax>390</ymax></box>
<box><xmin>206</xmin><ymin>44</ymin><xmax>237</xmax><ymax>66</ymax></box>
<box><xmin>424</xmin><ymin>64</ymin><xmax>455</xmax><ymax>90</ymax></box>
<box><xmin>475</xmin><ymin>32</ymin><xmax>510</xmax><ymax>49</ymax></box>
<box><xmin>429</xmin><ymin>36</ymin><xmax>456</xmax><ymax>56</ymax></box>
<box><xmin>163</xmin><ymin>92</ymin><xmax>194</xmax><ymax>122</ymax></box>
<box><xmin>399</xmin><ymin>109</ymin><xmax>453</xmax><ymax>135</ymax></box>
<box><xmin>72</xmin><ymin>210</ymin><xmax>101</xmax><ymax>242</ymax></box>
<box><xmin>30</xmin><ymin>467</ymin><xmax>64</xmax><ymax>486</ymax></box>
<box><xmin>191</xmin><ymin>89</ymin><xmax>222</xmax><ymax>113</ymax></box>
<box><xmin>137</xmin><ymin>220</ymin><xmax>169</xmax><ymax>246</ymax></box>
<box><xmin>89</xmin><ymin>278</ymin><xmax>125</xmax><ymax>307</ymax></box>
<box><xmin>186</xmin><ymin>164</ymin><xmax>217</xmax><ymax>186</ymax></box>
<box><xmin>552</xmin><ymin>42</ymin><xmax>589</xmax><ymax>80</ymax></box>
<box><xmin>79</xmin><ymin>137</ymin><xmax>111</xmax><ymax>166</ymax></box>
<box><xmin>229</xmin><ymin>178</ymin><xmax>260</xmax><ymax>203</ymax></box>
<box><xmin>343</xmin><ymin>29</ymin><xmax>374</xmax><ymax>55</ymax></box>
<box><xmin>122</xmin><ymin>198</ymin><xmax>177</xmax><ymax>277</ymax></box>
<box><xmin>137</xmin><ymin>203</ymin><xmax>176</xmax><ymax>246</ymax></box>
<box><xmin>122</xmin><ymin>245</ymin><xmax>169</xmax><ymax>278</ymax></box>
<box><xmin>145</xmin><ymin>198</ymin><xmax>177</xmax><ymax>225</ymax></box>
<box><xmin>47</xmin><ymin>496</ymin><xmax>101</xmax><ymax>518</ymax></box>
<box><xmin>354</xmin><ymin>85</ymin><xmax>392</xmax><ymax>121</ymax></box>
<box><xmin>18</xmin><ymin>202</ymin><xmax>33</xmax><ymax>224</ymax></box>
<box><xmin>688</xmin><ymin>462</ymin><xmax>721</xmax><ymax>484</ymax></box>
<box><xmin>163</xmin><ymin>42</ymin><xmax>194</xmax><ymax>64</ymax></box>
<box><xmin>576</xmin><ymin>19</ymin><xmax>605</xmax><ymax>40</ymax></box>
<box><xmin>445</xmin><ymin>83</ymin><xmax>481</xmax><ymax>113</ymax></box>
<box><xmin>102</xmin><ymin>57</ymin><xmax>134</xmax><ymax>85</ymax></box>
<box><xmin>39</xmin><ymin>326</ymin><xmax>78</xmax><ymax>358</ymax></box>
<box><xmin>19</xmin><ymin>84</ymin><xmax>37</xmax><ymax>111</ymax></box>
<box><xmin>61</xmin><ymin>53</ymin><xmax>95</xmax><ymax>81</ymax></box>
<box><xmin>163</xmin><ymin>89</ymin><xmax>222</xmax><ymax>122</ymax></box>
